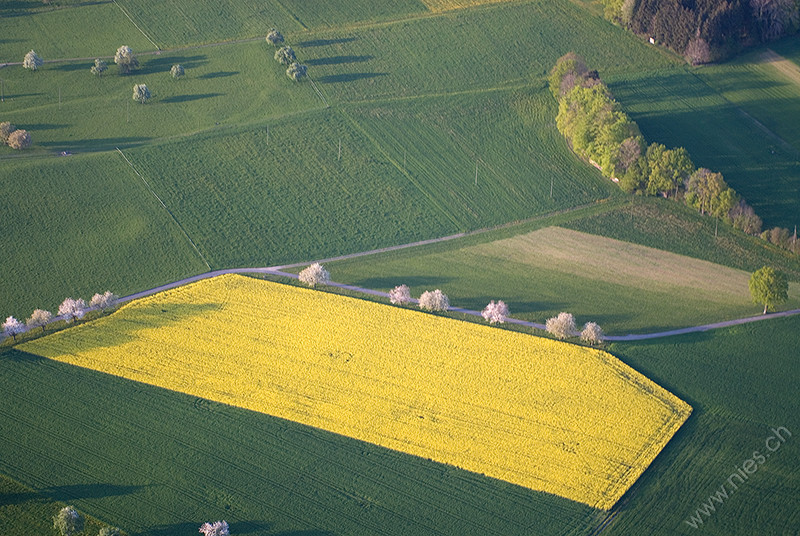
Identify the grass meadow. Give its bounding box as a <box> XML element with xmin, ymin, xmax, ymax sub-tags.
<box><xmin>0</xmin><ymin>153</ymin><xmax>207</xmax><ymax>319</ymax></box>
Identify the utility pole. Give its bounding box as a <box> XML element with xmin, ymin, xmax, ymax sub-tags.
<box><xmin>475</xmin><ymin>161</ymin><xmax>478</xmax><ymax>186</ymax></box>
<box><xmin>126</xmin><ymin>100</ymin><xmax>129</xmax><ymax>123</ymax></box>
<box><xmin>1</xmin><ymin>79</ymin><xmax>4</xmax><ymax>103</ymax></box>
<box><xmin>338</xmin><ymin>139</ymin><xmax>342</xmax><ymax>161</ymax></box>
<box><xmin>550</xmin><ymin>176</ymin><xmax>553</xmax><ymax>198</ymax></box>
<box><xmin>266</xmin><ymin>125</ymin><xmax>269</xmax><ymax>144</ymax></box>
<box><xmin>58</xmin><ymin>87</ymin><xmax>61</xmax><ymax>109</ymax></box>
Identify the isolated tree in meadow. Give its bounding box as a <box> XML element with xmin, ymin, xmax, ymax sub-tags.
<box><xmin>53</xmin><ymin>506</ymin><xmax>84</xmax><ymax>536</ymax></box>
<box><xmin>7</xmin><ymin>129</ymin><xmax>32</xmax><ymax>150</ymax></box>
<box><xmin>418</xmin><ymin>289</ymin><xmax>449</xmax><ymax>312</ymax></box>
<box><xmin>23</xmin><ymin>49</ymin><xmax>43</xmax><ymax>71</ymax></box>
<box><xmin>286</xmin><ymin>62</ymin><xmax>307</xmax><ymax>81</ymax></box>
<box><xmin>581</xmin><ymin>322</ymin><xmax>605</xmax><ymax>345</ymax></box>
<box><xmin>389</xmin><ymin>284</ymin><xmax>412</xmax><ymax>305</ymax></box>
<box><xmin>90</xmin><ymin>291</ymin><xmax>118</xmax><ymax>310</ymax></box>
<box><xmin>2</xmin><ymin>316</ymin><xmax>25</xmax><ymax>342</ymax></box>
<box><xmin>170</xmin><ymin>64</ymin><xmax>185</xmax><ymax>78</ymax></box>
<box><xmin>266</xmin><ymin>28</ymin><xmax>285</xmax><ymax>46</ymax></box>
<box><xmin>98</xmin><ymin>527</ymin><xmax>122</xmax><ymax>536</ymax></box>
<box><xmin>274</xmin><ymin>45</ymin><xmax>296</xmax><ymax>65</ymax></box>
<box><xmin>546</xmin><ymin>312</ymin><xmax>577</xmax><ymax>339</ymax></box>
<box><xmin>132</xmin><ymin>83</ymin><xmax>151</xmax><ymax>104</ymax></box>
<box><xmin>482</xmin><ymin>300</ymin><xmax>509</xmax><ymax>324</ymax></box>
<box><xmin>749</xmin><ymin>266</ymin><xmax>788</xmax><ymax>314</ymax></box>
<box><xmin>58</xmin><ymin>297</ymin><xmax>86</xmax><ymax>322</ymax></box>
<box><xmin>0</xmin><ymin>121</ymin><xmax>15</xmax><ymax>144</ymax></box>
<box><xmin>199</xmin><ymin>520</ymin><xmax>230</xmax><ymax>536</ymax></box>
<box><xmin>298</xmin><ymin>263</ymin><xmax>330</xmax><ymax>287</ymax></box>
<box><xmin>90</xmin><ymin>58</ymin><xmax>108</xmax><ymax>76</ymax></box>
<box><xmin>26</xmin><ymin>309</ymin><xmax>52</xmax><ymax>332</ymax></box>
<box><xmin>114</xmin><ymin>45</ymin><xmax>139</xmax><ymax>74</ymax></box>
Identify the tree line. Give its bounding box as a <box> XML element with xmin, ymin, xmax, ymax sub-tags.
<box><xmin>601</xmin><ymin>0</ymin><xmax>800</xmax><ymax>64</ymax></box>
<box><xmin>550</xmin><ymin>53</ymin><xmax>799</xmax><ymax>256</ymax></box>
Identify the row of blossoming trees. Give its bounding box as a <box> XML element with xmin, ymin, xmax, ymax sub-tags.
<box><xmin>2</xmin><ymin>291</ymin><xmax>116</xmax><ymax>342</ymax></box>
<box><xmin>297</xmin><ymin>263</ymin><xmax>605</xmax><ymax>344</ymax></box>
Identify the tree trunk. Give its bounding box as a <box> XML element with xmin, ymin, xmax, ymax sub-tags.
<box><xmin>764</xmin><ymin>303</ymin><xmax>768</xmax><ymax>315</ymax></box>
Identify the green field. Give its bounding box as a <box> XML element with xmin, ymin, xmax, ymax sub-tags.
<box><xmin>0</xmin><ymin>153</ymin><xmax>207</xmax><ymax>319</ymax></box>
<box><xmin>604</xmin><ymin>316</ymin><xmax>800</xmax><ymax>535</ymax></box>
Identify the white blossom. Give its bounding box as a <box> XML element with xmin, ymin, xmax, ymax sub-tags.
<box><xmin>90</xmin><ymin>291</ymin><xmax>118</xmax><ymax>310</ymax></box>
<box><xmin>545</xmin><ymin>312</ymin><xmax>577</xmax><ymax>339</ymax></box>
<box><xmin>581</xmin><ymin>322</ymin><xmax>605</xmax><ymax>344</ymax></box>
<box><xmin>26</xmin><ymin>309</ymin><xmax>52</xmax><ymax>332</ymax></box>
<box><xmin>481</xmin><ymin>300</ymin><xmax>509</xmax><ymax>324</ymax></box>
<box><xmin>58</xmin><ymin>297</ymin><xmax>87</xmax><ymax>322</ymax></box>
<box><xmin>2</xmin><ymin>316</ymin><xmax>25</xmax><ymax>341</ymax></box>
<box><xmin>298</xmin><ymin>263</ymin><xmax>330</xmax><ymax>287</ymax></box>
<box><xmin>389</xmin><ymin>284</ymin><xmax>412</xmax><ymax>305</ymax></box>
<box><xmin>199</xmin><ymin>520</ymin><xmax>229</xmax><ymax>536</ymax></box>
<box><xmin>418</xmin><ymin>289</ymin><xmax>449</xmax><ymax>312</ymax></box>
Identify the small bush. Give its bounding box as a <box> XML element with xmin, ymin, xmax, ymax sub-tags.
<box><xmin>7</xmin><ymin>129</ymin><xmax>32</xmax><ymax>150</ymax></box>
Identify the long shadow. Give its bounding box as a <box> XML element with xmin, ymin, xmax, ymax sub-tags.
<box><xmin>306</xmin><ymin>55</ymin><xmax>372</xmax><ymax>67</ymax></box>
<box><xmin>199</xmin><ymin>71</ymin><xmax>238</xmax><ymax>79</ymax></box>
<box><xmin>352</xmin><ymin>275</ymin><xmax>453</xmax><ymax>289</ymax></box>
<box><xmin>23</xmin><ymin>122</ymin><xmax>68</xmax><ymax>130</ymax></box>
<box><xmin>0</xmin><ymin>1</ymin><xmax>40</xmax><ymax>16</ymax></box>
<box><xmin>42</xmin><ymin>483</ymin><xmax>143</xmax><ymax>502</ymax></box>
<box><xmin>0</xmin><ymin>491</ymin><xmax>38</xmax><ymax>506</ymax></box>
<box><xmin>54</xmin><ymin>62</ymin><xmax>93</xmax><ymax>72</ymax></box>
<box><xmin>161</xmin><ymin>92</ymin><xmax>223</xmax><ymax>103</ymax></box>
<box><xmin>317</xmin><ymin>72</ymin><xmax>387</xmax><ymax>84</ymax></box>
<box><xmin>2</xmin><ymin>92</ymin><xmax>44</xmax><ymax>99</ymax></box>
<box><xmin>295</xmin><ymin>37</ymin><xmax>356</xmax><ymax>48</ymax></box>
<box><xmin>39</xmin><ymin>136</ymin><xmax>151</xmax><ymax>152</ymax></box>
<box><xmin>138</xmin><ymin>54</ymin><xmax>209</xmax><ymax>75</ymax></box>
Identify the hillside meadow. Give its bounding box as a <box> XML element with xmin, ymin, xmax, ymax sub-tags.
<box><xmin>21</xmin><ymin>274</ymin><xmax>691</xmax><ymax>511</ymax></box>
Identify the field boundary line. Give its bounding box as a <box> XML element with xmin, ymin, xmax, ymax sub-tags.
<box><xmin>112</xmin><ymin>0</ymin><xmax>161</xmax><ymax>51</ymax></box>
<box><xmin>115</xmin><ymin>148</ymin><xmax>211</xmax><ymax>271</ymax></box>
<box><xmin>307</xmin><ymin>75</ymin><xmax>330</xmax><ymax>108</ymax></box>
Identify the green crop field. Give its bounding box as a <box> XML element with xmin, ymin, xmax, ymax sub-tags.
<box><xmin>0</xmin><ymin>348</ymin><xmax>601</xmax><ymax>536</ymax></box>
<box><xmin>604</xmin><ymin>316</ymin><xmax>800</xmax><ymax>535</ymax></box>
<box><xmin>0</xmin><ymin>152</ymin><xmax>207</xmax><ymax>320</ymax></box>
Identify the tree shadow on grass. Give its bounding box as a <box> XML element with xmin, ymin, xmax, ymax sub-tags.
<box><xmin>306</xmin><ymin>55</ymin><xmax>372</xmax><ymax>67</ymax></box>
<box><xmin>198</xmin><ymin>71</ymin><xmax>238</xmax><ymax>79</ymax></box>
<box><xmin>317</xmin><ymin>72</ymin><xmax>387</xmax><ymax>84</ymax></box>
<box><xmin>145</xmin><ymin>520</ymin><xmax>273</xmax><ymax>536</ymax></box>
<box><xmin>2</xmin><ymin>92</ymin><xmax>44</xmax><ymax>99</ymax></box>
<box><xmin>23</xmin><ymin>122</ymin><xmax>68</xmax><ymax>130</ymax></box>
<box><xmin>54</xmin><ymin>62</ymin><xmax>93</xmax><ymax>72</ymax></box>
<box><xmin>295</xmin><ymin>37</ymin><xmax>356</xmax><ymax>48</ymax></box>
<box><xmin>0</xmin><ymin>491</ymin><xmax>39</xmax><ymax>506</ymax></box>
<box><xmin>42</xmin><ymin>483</ymin><xmax>144</xmax><ymax>502</ymax></box>
<box><xmin>39</xmin><ymin>136</ymin><xmax>151</xmax><ymax>152</ymax></box>
<box><xmin>161</xmin><ymin>92</ymin><xmax>223</xmax><ymax>103</ymax></box>
<box><xmin>351</xmin><ymin>275</ymin><xmax>453</xmax><ymax>290</ymax></box>
<box><xmin>138</xmin><ymin>54</ymin><xmax>209</xmax><ymax>75</ymax></box>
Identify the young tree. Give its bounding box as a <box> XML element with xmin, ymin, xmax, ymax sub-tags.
<box><xmin>286</xmin><ymin>62</ymin><xmax>307</xmax><ymax>81</ymax></box>
<box><xmin>199</xmin><ymin>520</ymin><xmax>230</xmax><ymax>536</ymax></box>
<box><xmin>266</xmin><ymin>28</ymin><xmax>285</xmax><ymax>46</ymax></box>
<box><xmin>274</xmin><ymin>46</ymin><xmax>296</xmax><ymax>65</ymax></box>
<box><xmin>545</xmin><ymin>312</ymin><xmax>577</xmax><ymax>339</ymax></box>
<box><xmin>132</xmin><ymin>83</ymin><xmax>151</xmax><ymax>104</ymax></box>
<box><xmin>0</xmin><ymin>121</ymin><xmax>15</xmax><ymax>144</ymax></box>
<box><xmin>170</xmin><ymin>64</ymin><xmax>185</xmax><ymax>78</ymax></box>
<box><xmin>730</xmin><ymin>200</ymin><xmax>763</xmax><ymax>235</ymax></box>
<box><xmin>90</xmin><ymin>58</ymin><xmax>108</xmax><ymax>76</ymax></box>
<box><xmin>418</xmin><ymin>289</ymin><xmax>449</xmax><ymax>312</ymax></box>
<box><xmin>298</xmin><ymin>263</ymin><xmax>330</xmax><ymax>287</ymax></box>
<box><xmin>389</xmin><ymin>284</ymin><xmax>412</xmax><ymax>305</ymax></box>
<box><xmin>58</xmin><ymin>297</ymin><xmax>87</xmax><ymax>322</ymax></box>
<box><xmin>2</xmin><ymin>316</ymin><xmax>25</xmax><ymax>342</ymax></box>
<box><xmin>53</xmin><ymin>506</ymin><xmax>84</xmax><ymax>536</ymax></box>
<box><xmin>26</xmin><ymin>309</ymin><xmax>52</xmax><ymax>332</ymax></box>
<box><xmin>23</xmin><ymin>50</ymin><xmax>43</xmax><ymax>71</ymax></box>
<box><xmin>7</xmin><ymin>129</ymin><xmax>32</xmax><ymax>150</ymax></box>
<box><xmin>749</xmin><ymin>266</ymin><xmax>788</xmax><ymax>314</ymax></box>
<box><xmin>581</xmin><ymin>322</ymin><xmax>605</xmax><ymax>345</ymax></box>
<box><xmin>481</xmin><ymin>300</ymin><xmax>509</xmax><ymax>324</ymax></box>
<box><xmin>90</xmin><ymin>291</ymin><xmax>118</xmax><ymax>310</ymax></box>
<box><xmin>114</xmin><ymin>45</ymin><xmax>139</xmax><ymax>74</ymax></box>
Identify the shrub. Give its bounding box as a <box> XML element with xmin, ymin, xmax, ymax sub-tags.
<box><xmin>481</xmin><ymin>300</ymin><xmax>509</xmax><ymax>324</ymax></box>
<box><xmin>275</xmin><ymin>46</ymin><xmax>296</xmax><ymax>65</ymax></box>
<box><xmin>170</xmin><ymin>64</ymin><xmax>185</xmax><ymax>78</ymax></box>
<box><xmin>266</xmin><ymin>28</ymin><xmax>285</xmax><ymax>46</ymax></box>
<box><xmin>286</xmin><ymin>62</ymin><xmax>307</xmax><ymax>81</ymax></box>
<box><xmin>581</xmin><ymin>322</ymin><xmax>605</xmax><ymax>344</ymax></box>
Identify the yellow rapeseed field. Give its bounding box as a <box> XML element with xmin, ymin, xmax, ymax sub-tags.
<box><xmin>23</xmin><ymin>274</ymin><xmax>691</xmax><ymax>510</ymax></box>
